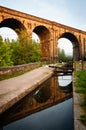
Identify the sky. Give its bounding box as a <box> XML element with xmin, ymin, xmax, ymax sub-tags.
<box><xmin>0</xmin><ymin>0</ymin><xmax>86</xmax><ymax>55</ymax></box>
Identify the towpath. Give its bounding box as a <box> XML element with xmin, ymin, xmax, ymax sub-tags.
<box><xmin>0</xmin><ymin>66</ymin><xmax>54</xmax><ymax>114</ymax></box>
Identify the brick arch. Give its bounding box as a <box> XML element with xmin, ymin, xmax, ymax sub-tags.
<box><xmin>0</xmin><ymin>18</ymin><xmax>28</xmax><ymax>37</ymax></box>
<box><xmin>33</xmin><ymin>25</ymin><xmax>51</xmax><ymax>61</ymax></box>
<box><xmin>58</xmin><ymin>32</ymin><xmax>80</xmax><ymax>61</ymax></box>
<box><xmin>0</xmin><ymin>6</ymin><xmax>86</xmax><ymax>62</ymax></box>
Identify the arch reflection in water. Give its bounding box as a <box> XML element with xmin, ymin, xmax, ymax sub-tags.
<box><xmin>58</xmin><ymin>75</ymin><xmax>73</xmax><ymax>93</ymax></box>
<box><xmin>0</xmin><ymin>75</ymin><xmax>73</xmax><ymax>128</ymax></box>
<box><xmin>34</xmin><ymin>79</ymin><xmax>52</xmax><ymax>103</ymax></box>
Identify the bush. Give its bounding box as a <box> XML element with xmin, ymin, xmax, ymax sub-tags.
<box><xmin>0</xmin><ymin>35</ymin><xmax>41</xmax><ymax>67</ymax></box>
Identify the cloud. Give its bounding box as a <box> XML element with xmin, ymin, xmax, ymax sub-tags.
<box><xmin>0</xmin><ymin>0</ymin><xmax>86</xmax><ymax>31</ymax></box>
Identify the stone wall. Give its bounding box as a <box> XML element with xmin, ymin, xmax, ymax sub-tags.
<box><xmin>0</xmin><ymin>62</ymin><xmax>41</xmax><ymax>78</ymax></box>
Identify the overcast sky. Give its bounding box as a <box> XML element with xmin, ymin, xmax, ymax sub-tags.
<box><xmin>0</xmin><ymin>0</ymin><xmax>86</xmax><ymax>55</ymax></box>
<box><xmin>0</xmin><ymin>0</ymin><xmax>86</xmax><ymax>31</ymax></box>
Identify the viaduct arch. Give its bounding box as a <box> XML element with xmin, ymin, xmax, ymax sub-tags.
<box><xmin>0</xmin><ymin>6</ymin><xmax>86</xmax><ymax>61</ymax></box>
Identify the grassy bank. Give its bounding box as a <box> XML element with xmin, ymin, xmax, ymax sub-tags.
<box><xmin>74</xmin><ymin>70</ymin><xmax>86</xmax><ymax>125</ymax></box>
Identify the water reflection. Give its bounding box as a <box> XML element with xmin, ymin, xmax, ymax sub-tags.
<box><xmin>0</xmin><ymin>75</ymin><xmax>73</xmax><ymax>129</ymax></box>
<box><xmin>34</xmin><ymin>79</ymin><xmax>52</xmax><ymax>103</ymax></box>
<box><xmin>58</xmin><ymin>75</ymin><xmax>72</xmax><ymax>93</ymax></box>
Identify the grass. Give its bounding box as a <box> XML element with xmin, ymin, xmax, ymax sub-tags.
<box><xmin>80</xmin><ymin>115</ymin><xmax>86</xmax><ymax>125</ymax></box>
<box><xmin>75</xmin><ymin>70</ymin><xmax>86</xmax><ymax>125</ymax></box>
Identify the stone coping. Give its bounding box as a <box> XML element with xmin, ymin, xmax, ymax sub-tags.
<box><xmin>0</xmin><ymin>66</ymin><xmax>54</xmax><ymax>114</ymax></box>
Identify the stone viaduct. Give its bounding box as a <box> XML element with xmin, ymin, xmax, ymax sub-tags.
<box><xmin>0</xmin><ymin>6</ymin><xmax>86</xmax><ymax>61</ymax></box>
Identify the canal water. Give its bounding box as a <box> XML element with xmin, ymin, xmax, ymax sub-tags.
<box><xmin>0</xmin><ymin>74</ymin><xmax>74</xmax><ymax>130</ymax></box>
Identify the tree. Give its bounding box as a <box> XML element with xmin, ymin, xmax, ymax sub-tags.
<box><xmin>0</xmin><ymin>38</ymin><xmax>13</xmax><ymax>67</ymax></box>
<box><xmin>0</xmin><ymin>35</ymin><xmax>3</xmax><ymax>44</ymax></box>
<box><xmin>0</xmin><ymin>31</ymin><xmax>41</xmax><ymax>67</ymax></box>
<box><xmin>58</xmin><ymin>48</ymin><xmax>73</xmax><ymax>62</ymax></box>
<box><xmin>58</xmin><ymin>48</ymin><xmax>66</xmax><ymax>62</ymax></box>
<box><xmin>11</xmin><ymin>31</ymin><xmax>41</xmax><ymax>65</ymax></box>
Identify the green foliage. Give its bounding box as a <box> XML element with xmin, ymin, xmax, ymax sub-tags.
<box><xmin>75</xmin><ymin>70</ymin><xmax>86</xmax><ymax>97</ymax></box>
<box><xmin>58</xmin><ymin>48</ymin><xmax>73</xmax><ymax>62</ymax></box>
<box><xmin>24</xmin><ymin>40</ymin><xmax>40</xmax><ymax>63</ymax></box>
<box><xmin>58</xmin><ymin>48</ymin><xmax>66</xmax><ymax>62</ymax></box>
<box><xmin>80</xmin><ymin>115</ymin><xmax>86</xmax><ymax>125</ymax></box>
<box><xmin>0</xmin><ymin>33</ymin><xmax>41</xmax><ymax>67</ymax></box>
<box><xmin>0</xmin><ymin>39</ymin><xmax>13</xmax><ymax>66</ymax></box>
<box><xmin>75</xmin><ymin>71</ymin><xmax>86</xmax><ymax>88</ymax></box>
<box><xmin>75</xmin><ymin>88</ymin><xmax>86</xmax><ymax>94</ymax></box>
<box><xmin>0</xmin><ymin>35</ymin><xmax>3</xmax><ymax>44</ymax></box>
<box><xmin>66</xmin><ymin>55</ymin><xmax>73</xmax><ymax>62</ymax></box>
<box><xmin>75</xmin><ymin>70</ymin><xmax>86</xmax><ymax>125</ymax></box>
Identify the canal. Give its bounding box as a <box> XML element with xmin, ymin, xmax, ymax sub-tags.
<box><xmin>0</xmin><ymin>74</ymin><xmax>74</xmax><ymax>130</ymax></box>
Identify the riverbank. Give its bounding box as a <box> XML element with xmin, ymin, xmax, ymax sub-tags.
<box><xmin>0</xmin><ymin>66</ymin><xmax>54</xmax><ymax>114</ymax></box>
<box><xmin>73</xmin><ymin>72</ymin><xmax>86</xmax><ymax>130</ymax></box>
<box><xmin>0</xmin><ymin>63</ymin><xmax>86</xmax><ymax>130</ymax></box>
